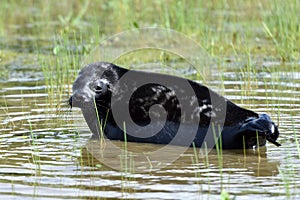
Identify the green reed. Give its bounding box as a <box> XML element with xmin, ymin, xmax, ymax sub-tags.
<box><xmin>0</xmin><ymin>0</ymin><xmax>299</xmax><ymax>199</ymax></box>
<box><xmin>263</xmin><ymin>0</ymin><xmax>300</xmax><ymax>62</ymax></box>
<box><xmin>120</xmin><ymin>122</ymin><xmax>136</xmax><ymax>198</ymax></box>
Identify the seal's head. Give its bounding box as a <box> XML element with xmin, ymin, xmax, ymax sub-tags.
<box><xmin>69</xmin><ymin>62</ymin><xmax>128</xmax><ymax>135</ymax></box>
<box><xmin>69</xmin><ymin>62</ymin><xmax>126</xmax><ymax>108</ymax></box>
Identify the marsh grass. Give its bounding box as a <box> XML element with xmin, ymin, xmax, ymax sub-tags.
<box><xmin>213</xmin><ymin>125</ymin><xmax>225</xmax><ymax>192</ymax></box>
<box><xmin>278</xmin><ymin>155</ymin><xmax>297</xmax><ymax>199</ymax></box>
<box><xmin>93</xmin><ymin>98</ymin><xmax>106</xmax><ymax>144</ymax></box>
<box><xmin>120</xmin><ymin>123</ymin><xmax>136</xmax><ymax>197</ymax></box>
<box><xmin>41</xmin><ymin>30</ymin><xmax>87</xmax><ymax>126</ymax></box>
<box><xmin>293</xmin><ymin>122</ymin><xmax>300</xmax><ymax>159</ymax></box>
<box><xmin>263</xmin><ymin>0</ymin><xmax>300</xmax><ymax>62</ymax></box>
<box><xmin>191</xmin><ymin>142</ymin><xmax>201</xmax><ymax>185</ymax></box>
<box><xmin>5</xmin><ymin>0</ymin><xmax>296</xmax><ymax>108</ymax></box>
<box><xmin>28</xmin><ymin>117</ymin><xmax>42</xmax><ymax>177</ymax></box>
<box><xmin>0</xmin><ymin>0</ymin><xmax>299</xmax><ymax>199</ymax></box>
<box><xmin>0</xmin><ymin>96</ymin><xmax>12</xmax><ymax>130</ymax></box>
<box><xmin>0</xmin><ymin>0</ymin><xmax>297</xmax><ymax>59</ymax></box>
<box><xmin>191</xmin><ymin>143</ymin><xmax>207</xmax><ymax>197</ymax></box>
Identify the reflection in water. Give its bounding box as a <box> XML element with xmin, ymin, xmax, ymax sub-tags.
<box><xmin>0</xmin><ymin>55</ymin><xmax>299</xmax><ymax>199</ymax></box>
<box><xmin>85</xmin><ymin>139</ymin><xmax>279</xmax><ymax>177</ymax></box>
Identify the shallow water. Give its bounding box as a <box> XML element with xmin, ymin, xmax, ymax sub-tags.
<box><xmin>0</xmin><ymin>1</ymin><xmax>300</xmax><ymax>198</ymax></box>
<box><xmin>1</xmin><ymin>53</ymin><xmax>300</xmax><ymax>200</ymax></box>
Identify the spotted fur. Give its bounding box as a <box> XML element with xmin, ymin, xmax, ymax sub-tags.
<box><xmin>69</xmin><ymin>62</ymin><xmax>281</xmax><ymax>149</ymax></box>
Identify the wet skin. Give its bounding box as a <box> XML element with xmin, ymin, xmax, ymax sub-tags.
<box><xmin>69</xmin><ymin>62</ymin><xmax>281</xmax><ymax>149</ymax></box>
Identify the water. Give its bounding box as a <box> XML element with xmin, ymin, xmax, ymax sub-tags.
<box><xmin>1</xmin><ymin>52</ymin><xmax>300</xmax><ymax>200</ymax></box>
<box><xmin>1</xmin><ymin>3</ymin><xmax>300</xmax><ymax>198</ymax></box>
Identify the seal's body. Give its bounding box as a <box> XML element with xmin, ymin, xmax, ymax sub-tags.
<box><xmin>69</xmin><ymin>62</ymin><xmax>280</xmax><ymax>149</ymax></box>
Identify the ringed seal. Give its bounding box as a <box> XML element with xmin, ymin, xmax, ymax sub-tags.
<box><xmin>69</xmin><ymin>62</ymin><xmax>281</xmax><ymax>149</ymax></box>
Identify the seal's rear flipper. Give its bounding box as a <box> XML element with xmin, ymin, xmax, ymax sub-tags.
<box><xmin>240</xmin><ymin>114</ymin><xmax>281</xmax><ymax>147</ymax></box>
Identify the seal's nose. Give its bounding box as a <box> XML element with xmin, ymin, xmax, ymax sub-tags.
<box><xmin>69</xmin><ymin>93</ymin><xmax>91</xmax><ymax>108</ymax></box>
<box><xmin>93</xmin><ymin>81</ymin><xmax>108</xmax><ymax>95</ymax></box>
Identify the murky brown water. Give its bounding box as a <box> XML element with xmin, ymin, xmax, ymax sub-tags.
<box><xmin>1</xmin><ymin>1</ymin><xmax>299</xmax><ymax>199</ymax></box>
<box><xmin>1</xmin><ymin>51</ymin><xmax>300</xmax><ymax>200</ymax></box>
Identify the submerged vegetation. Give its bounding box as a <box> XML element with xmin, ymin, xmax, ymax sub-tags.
<box><xmin>0</xmin><ymin>0</ymin><xmax>299</xmax><ymax>199</ymax></box>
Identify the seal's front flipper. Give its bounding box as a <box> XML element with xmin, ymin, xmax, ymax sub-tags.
<box><xmin>240</xmin><ymin>114</ymin><xmax>281</xmax><ymax>147</ymax></box>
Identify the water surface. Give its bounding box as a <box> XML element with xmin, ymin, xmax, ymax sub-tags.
<box><xmin>1</xmin><ymin>1</ymin><xmax>300</xmax><ymax>198</ymax></box>
<box><xmin>1</xmin><ymin>54</ymin><xmax>299</xmax><ymax>199</ymax></box>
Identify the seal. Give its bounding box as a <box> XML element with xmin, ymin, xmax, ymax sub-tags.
<box><xmin>69</xmin><ymin>62</ymin><xmax>281</xmax><ymax>149</ymax></box>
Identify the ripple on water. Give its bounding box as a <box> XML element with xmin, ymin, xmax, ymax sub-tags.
<box><xmin>0</xmin><ymin>59</ymin><xmax>300</xmax><ymax>199</ymax></box>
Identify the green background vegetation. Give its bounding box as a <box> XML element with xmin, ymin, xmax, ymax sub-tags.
<box><xmin>0</xmin><ymin>1</ymin><xmax>299</xmax><ymax>199</ymax></box>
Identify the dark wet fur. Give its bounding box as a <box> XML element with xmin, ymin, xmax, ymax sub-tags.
<box><xmin>69</xmin><ymin>62</ymin><xmax>281</xmax><ymax>149</ymax></box>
